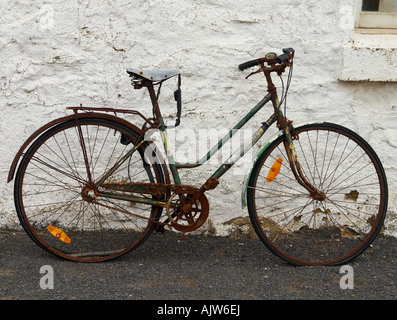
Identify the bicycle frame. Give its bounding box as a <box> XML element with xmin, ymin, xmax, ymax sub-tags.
<box><xmin>95</xmin><ymin>87</ymin><xmax>299</xmax><ymax>209</ymax></box>
<box><xmin>161</xmin><ymin>92</ymin><xmax>279</xmax><ymax>184</ymax></box>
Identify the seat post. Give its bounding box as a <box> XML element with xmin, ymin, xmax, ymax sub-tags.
<box><xmin>145</xmin><ymin>81</ymin><xmax>163</xmax><ymax>127</ymax></box>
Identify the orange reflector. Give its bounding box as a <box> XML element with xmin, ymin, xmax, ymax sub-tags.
<box><xmin>266</xmin><ymin>157</ymin><xmax>283</xmax><ymax>183</ymax></box>
<box><xmin>47</xmin><ymin>225</ymin><xmax>71</xmax><ymax>244</ymax></box>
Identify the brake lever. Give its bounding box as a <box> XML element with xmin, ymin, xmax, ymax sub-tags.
<box><xmin>245</xmin><ymin>67</ymin><xmax>264</xmax><ymax>79</ymax></box>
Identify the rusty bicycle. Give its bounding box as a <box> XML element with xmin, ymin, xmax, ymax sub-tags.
<box><xmin>8</xmin><ymin>48</ymin><xmax>388</xmax><ymax>265</ymax></box>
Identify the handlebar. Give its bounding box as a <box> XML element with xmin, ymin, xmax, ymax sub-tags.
<box><xmin>238</xmin><ymin>48</ymin><xmax>294</xmax><ymax>71</ymax></box>
<box><xmin>238</xmin><ymin>59</ymin><xmax>259</xmax><ymax>71</ymax></box>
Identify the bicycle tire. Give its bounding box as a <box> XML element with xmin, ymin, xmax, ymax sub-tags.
<box><xmin>247</xmin><ymin>122</ymin><xmax>388</xmax><ymax>266</ymax></box>
<box><xmin>14</xmin><ymin>117</ymin><xmax>165</xmax><ymax>262</ymax></box>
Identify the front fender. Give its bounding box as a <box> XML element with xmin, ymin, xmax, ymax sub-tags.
<box><xmin>241</xmin><ymin>121</ymin><xmax>324</xmax><ymax>208</ymax></box>
<box><xmin>7</xmin><ymin>112</ymin><xmax>144</xmax><ymax>183</ymax></box>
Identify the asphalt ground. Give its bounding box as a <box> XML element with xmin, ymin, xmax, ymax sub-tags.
<box><xmin>1</xmin><ymin>227</ymin><xmax>397</xmax><ymax>316</ymax></box>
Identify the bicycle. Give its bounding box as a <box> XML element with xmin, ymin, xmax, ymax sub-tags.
<box><xmin>8</xmin><ymin>48</ymin><xmax>388</xmax><ymax>265</ymax></box>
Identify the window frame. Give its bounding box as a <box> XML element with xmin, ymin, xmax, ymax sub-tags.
<box><xmin>356</xmin><ymin>0</ymin><xmax>397</xmax><ymax>29</ymax></box>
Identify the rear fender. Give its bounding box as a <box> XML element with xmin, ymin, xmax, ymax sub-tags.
<box><xmin>8</xmin><ymin>112</ymin><xmax>150</xmax><ymax>183</ymax></box>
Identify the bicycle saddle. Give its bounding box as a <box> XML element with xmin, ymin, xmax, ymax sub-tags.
<box><xmin>126</xmin><ymin>68</ymin><xmax>180</xmax><ymax>82</ymax></box>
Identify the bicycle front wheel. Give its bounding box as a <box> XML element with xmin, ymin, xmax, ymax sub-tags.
<box><xmin>14</xmin><ymin>117</ymin><xmax>165</xmax><ymax>262</ymax></box>
<box><xmin>247</xmin><ymin>122</ymin><xmax>388</xmax><ymax>266</ymax></box>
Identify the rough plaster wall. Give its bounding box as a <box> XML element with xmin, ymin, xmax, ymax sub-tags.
<box><xmin>1</xmin><ymin>0</ymin><xmax>396</xmax><ymax>236</ymax></box>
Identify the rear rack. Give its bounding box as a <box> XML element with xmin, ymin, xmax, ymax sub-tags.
<box><xmin>66</xmin><ymin>105</ymin><xmax>157</xmax><ymax>129</ymax></box>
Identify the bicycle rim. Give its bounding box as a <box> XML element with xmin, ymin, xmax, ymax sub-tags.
<box><xmin>247</xmin><ymin>122</ymin><xmax>388</xmax><ymax>266</ymax></box>
<box><xmin>14</xmin><ymin>118</ymin><xmax>164</xmax><ymax>262</ymax></box>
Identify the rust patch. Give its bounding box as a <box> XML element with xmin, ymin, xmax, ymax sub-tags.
<box><xmin>345</xmin><ymin>190</ymin><xmax>359</xmax><ymax>202</ymax></box>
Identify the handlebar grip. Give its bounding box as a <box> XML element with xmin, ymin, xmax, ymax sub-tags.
<box><xmin>276</xmin><ymin>53</ymin><xmax>290</xmax><ymax>64</ymax></box>
<box><xmin>238</xmin><ymin>59</ymin><xmax>259</xmax><ymax>71</ymax></box>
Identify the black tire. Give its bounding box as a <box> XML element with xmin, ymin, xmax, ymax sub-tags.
<box><xmin>247</xmin><ymin>122</ymin><xmax>388</xmax><ymax>266</ymax></box>
<box><xmin>14</xmin><ymin>118</ymin><xmax>165</xmax><ymax>262</ymax></box>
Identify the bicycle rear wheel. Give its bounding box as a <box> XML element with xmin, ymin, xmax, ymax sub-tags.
<box><xmin>247</xmin><ymin>122</ymin><xmax>388</xmax><ymax>266</ymax></box>
<box><xmin>14</xmin><ymin>117</ymin><xmax>165</xmax><ymax>262</ymax></box>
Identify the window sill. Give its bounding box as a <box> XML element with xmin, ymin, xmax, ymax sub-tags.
<box><xmin>339</xmin><ymin>31</ymin><xmax>397</xmax><ymax>82</ymax></box>
<box><xmin>355</xmin><ymin>28</ymin><xmax>397</xmax><ymax>35</ymax></box>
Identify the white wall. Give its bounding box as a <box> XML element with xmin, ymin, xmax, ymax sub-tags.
<box><xmin>1</xmin><ymin>0</ymin><xmax>396</xmax><ymax>236</ymax></box>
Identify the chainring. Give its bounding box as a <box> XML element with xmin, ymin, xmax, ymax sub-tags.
<box><xmin>166</xmin><ymin>191</ymin><xmax>209</xmax><ymax>232</ymax></box>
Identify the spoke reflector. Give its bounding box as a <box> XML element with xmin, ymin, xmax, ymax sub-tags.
<box><xmin>266</xmin><ymin>157</ymin><xmax>283</xmax><ymax>183</ymax></box>
<box><xmin>47</xmin><ymin>225</ymin><xmax>71</xmax><ymax>244</ymax></box>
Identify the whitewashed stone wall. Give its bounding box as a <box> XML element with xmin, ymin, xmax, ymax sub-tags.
<box><xmin>1</xmin><ymin>0</ymin><xmax>396</xmax><ymax>236</ymax></box>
